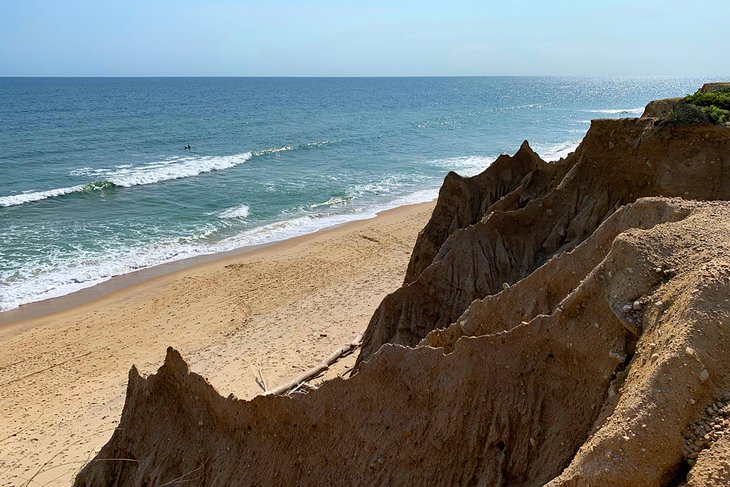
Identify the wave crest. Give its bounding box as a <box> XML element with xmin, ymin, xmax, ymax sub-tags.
<box><xmin>534</xmin><ymin>141</ymin><xmax>581</xmax><ymax>162</ymax></box>
<box><xmin>427</xmin><ymin>155</ymin><xmax>496</xmax><ymax>176</ymax></box>
<box><xmin>584</xmin><ymin>107</ymin><xmax>644</xmax><ymax>115</ymax></box>
<box><xmin>1</xmin><ymin>152</ymin><xmax>253</xmax><ymax>208</ymax></box>
<box><xmin>103</xmin><ymin>152</ymin><xmax>253</xmax><ymax>188</ymax></box>
<box><xmin>307</xmin><ymin>196</ymin><xmax>354</xmax><ymax>210</ymax></box>
<box><xmin>83</xmin><ymin>180</ymin><xmax>118</xmax><ymax>192</ymax></box>
<box><xmin>2</xmin><ymin>138</ymin><xmax>345</xmax><ymax>209</ymax></box>
<box><xmin>0</xmin><ymin>185</ymin><xmax>85</xmax><ymax>207</ymax></box>
<box><xmin>218</xmin><ymin>204</ymin><xmax>250</xmax><ymax>219</ymax></box>
<box><xmin>253</xmin><ymin>146</ymin><xmax>294</xmax><ymax>157</ymax></box>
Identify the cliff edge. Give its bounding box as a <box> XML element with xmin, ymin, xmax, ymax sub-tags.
<box><xmin>75</xmin><ymin>94</ymin><xmax>730</xmax><ymax>486</ymax></box>
<box><xmin>357</xmin><ymin>114</ymin><xmax>730</xmax><ymax>366</ymax></box>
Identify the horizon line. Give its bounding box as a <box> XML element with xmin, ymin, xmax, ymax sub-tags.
<box><xmin>1</xmin><ymin>74</ymin><xmax>726</xmax><ymax>79</ymax></box>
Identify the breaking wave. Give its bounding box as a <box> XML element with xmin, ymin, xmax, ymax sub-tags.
<box><xmin>2</xmin><ymin>139</ymin><xmax>342</xmax><ymax>209</ymax></box>
<box><xmin>584</xmin><ymin>107</ymin><xmax>644</xmax><ymax>115</ymax></box>
<box><xmin>534</xmin><ymin>141</ymin><xmax>581</xmax><ymax>162</ymax></box>
<box><xmin>1</xmin><ymin>151</ymin><xmax>256</xmax><ymax>208</ymax></box>
<box><xmin>217</xmin><ymin>204</ymin><xmax>250</xmax><ymax>219</ymax></box>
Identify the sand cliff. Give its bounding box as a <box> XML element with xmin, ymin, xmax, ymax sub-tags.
<box><xmin>75</xmin><ymin>97</ymin><xmax>730</xmax><ymax>486</ymax></box>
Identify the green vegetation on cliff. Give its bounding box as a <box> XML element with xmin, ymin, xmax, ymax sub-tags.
<box><xmin>671</xmin><ymin>88</ymin><xmax>730</xmax><ymax>124</ymax></box>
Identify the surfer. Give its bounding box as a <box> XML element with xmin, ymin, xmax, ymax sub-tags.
<box><xmin>184</xmin><ymin>144</ymin><xmax>191</xmax><ymax>150</ymax></box>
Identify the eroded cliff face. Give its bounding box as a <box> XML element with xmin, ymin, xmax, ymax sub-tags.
<box><xmin>403</xmin><ymin>141</ymin><xmax>563</xmax><ymax>284</ymax></box>
<box><xmin>356</xmin><ymin>116</ymin><xmax>730</xmax><ymax>366</ymax></box>
<box><xmin>75</xmin><ymin>104</ymin><xmax>730</xmax><ymax>487</ymax></box>
<box><xmin>75</xmin><ymin>199</ymin><xmax>730</xmax><ymax>487</ymax></box>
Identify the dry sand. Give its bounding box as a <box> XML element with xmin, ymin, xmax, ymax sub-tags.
<box><xmin>0</xmin><ymin>201</ymin><xmax>433</xmax><ymax>486</ymax></box>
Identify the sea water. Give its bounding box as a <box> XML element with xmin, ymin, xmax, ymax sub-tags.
<box><xmin>0</xmin><ymin>77</ymin><xmax>703</xmax><ymax>311</ymax></box>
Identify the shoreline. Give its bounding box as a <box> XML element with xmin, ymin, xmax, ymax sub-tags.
<box><xmin>0</xmin><ymin>198</ymin><xmax>435</xmax><ymax>485</ymax></box>
<box><xmin>0</xmin><ymin>200</ymin><xmax>434</xmax><ymax>332</ymax></box>
<box><xmin>0</xmin><ymin>136</ymin><xmax>585</xmax><ymax>321</ymax></box>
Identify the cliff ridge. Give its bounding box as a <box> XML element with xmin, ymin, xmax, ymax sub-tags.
<box><xmin>75</xmin><ymin>94</ymin><xmax>730</xmax><ymax>487</ymax></box>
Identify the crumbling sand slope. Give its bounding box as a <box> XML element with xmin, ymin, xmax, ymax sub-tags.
<box><xmin>357</xmin><ymin>116</ymin><xmax>730</xmax><ymax>366</ymax></box>
<box><xmin>74</xmin><ymin>198</ymin><xmax>730</xmax><ymax>486</ymax></box>
<box><xmin>75</xmin><ymin>109</ymin><xmax>730</xmax><ymax>486</ymax></box>
<box><xmin>403</xmin><ymin>140</ymin><xmax>567</xmax><ymax>285</ymax></box>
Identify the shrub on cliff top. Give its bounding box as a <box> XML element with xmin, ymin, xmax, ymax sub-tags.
<box><xmin>702</xmin><ymin>105</ymin><xmax>729</xmax><ymax>125</ymax></box>
<box><xmin>669</xmin><ymin>102</ymin><xmax>712</xmax><ymax>124</ymax></box>
<box><xmin>671</xmin><ymin>88</ymin><xmax>730</xmax><ymax>124</ymax></box>
<box><xmin>685</xmin><ymin>89</ymin><xmax>730</xmax><ymax>111</ymax></box>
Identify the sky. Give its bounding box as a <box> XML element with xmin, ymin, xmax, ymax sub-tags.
<box><xmin>1</xmin><ymin>0</ymin><xmax>728</xmax><ymax>77</ymax></box>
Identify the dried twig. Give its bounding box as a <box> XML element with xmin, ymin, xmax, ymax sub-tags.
<box><xmin>244</xmin><ymin>359</ymin><xmax>267</xmax><ymax>392</ymax></box>
<box><xmin>338</xmin><ymin>365</ymin><xmax>355</xmax><ymax>378</ymax></box>
<box><xmin>157</xmin><ymin>462</ymin><xmax>207</xmax><ymax>486</ymax></box>
<box><xmin>256</xmin><ymin>367</ymin><xmax>268</xmax><ymax>392</ymax></box>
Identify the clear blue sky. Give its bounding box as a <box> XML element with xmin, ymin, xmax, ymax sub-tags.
<box><xmin>1</xmin><ymin>0</ymin><xmax>728</xmax><ymax>76</ymax></box>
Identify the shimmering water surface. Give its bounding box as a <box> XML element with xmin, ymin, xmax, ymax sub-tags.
<box><xmin>0</xmin><ymin>77</ymin><xmax>703</xmax><ymax>310</ymax></box>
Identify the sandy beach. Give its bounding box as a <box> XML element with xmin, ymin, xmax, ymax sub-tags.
<box><xmin>0</xmin><ymin>201</ymin><xmax>434</xmax><ymax>486</ymax></box>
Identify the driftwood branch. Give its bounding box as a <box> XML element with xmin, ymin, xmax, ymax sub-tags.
<box><xmin>265</xmin><ymin>331</ymin><xmax>364</xmax><ymax>396</ymax></box>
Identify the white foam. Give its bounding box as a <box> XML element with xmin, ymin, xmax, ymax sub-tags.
<box><xmin>0</xmin><ymin>150</ymin><xmax>514</xmax><ymax>311</ymax></box>
<box><xmin>383</xmin><ymin>188</ymin><xmax>440</xmax><ymax>207</ymax></box>
<box><xmin>217</xmin><ymin>214</ymin><xmax>359</xmax><ymax>250</ymax></box>
<box><xmin>535</xmin><ymin>141</ymin><xmax>581</xmax><ymax>162</ymax></box>
<box><xmin>253</xmin><ymin>145</ymin><xmax>294</xmax><ymax>156</ymax></box>
<box><xmin>0</xmin><ymin>179</ymin><xmax>450</xmax><ymax>312</ymax></box>
<box><xmin>102</xmin><ymin>152</ymin><xmax>253</xmax><ymax>187</ymax></box>
<box><xmin>584</xmin><ymin>107</ymin><xmax>644</xmax><ymax>115</ymax></box>
<box><xmin>218</xmin><ymin>204</ymin><xmax>250</xmax><ymax>219</ymax></box>
<box><xmin>0</xmin><ymin>152</ymin><xmax>254</xmax><ymax>208</ymax></box>
<box><xmin>306</xmin><ymin>140</ymin><xmax>335</xmax><ymax>148</ymax></box>
<box><xmin>4</xmin><ymin>140</ymin><xmax>339</xmax><ymax>210</ymax></box>
<box><xmin>427</xmin><ymin>155</ymin><xmax>496</xmax><ymax>176</ymax></box>
<box><xmin>0</xmin><ymin>184</ymin><xmax>86</xmax><ymax>207</ymax></box>
<box><xmin>307</xmin><ymin>196</ymin><xmax>353</xmax><ymax>209</ymax></box>
<box><xmin>346</xmin><ymin>172</ymin><xmax>436</xmax><ymax>201</ymax></box>
<box><xmin>0</xmin><ymin>241</ymin><xmax>206</xmax><ymax>312</ymax></box>
<box><xmin>215</xmin><ymin>188</ymin><xmax>440</xmax><ymax>253</ymax></box>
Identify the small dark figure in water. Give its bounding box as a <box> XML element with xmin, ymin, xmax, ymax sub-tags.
<box><xmin>184</xmin><ymin>144</ymin><xmax>191</xmax><ymax>150</ymax></box>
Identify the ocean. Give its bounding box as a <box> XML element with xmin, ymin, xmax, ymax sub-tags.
<box><xmin>0</xmin><ymin>77</ymin><xmax>703</xmax><ymax>312</ymax></box>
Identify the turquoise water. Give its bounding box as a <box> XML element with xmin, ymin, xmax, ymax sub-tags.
<box><xmin>0</xmin><ymin>77</ymin><xmax>703</xmax><ymax>311</ymax></box>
